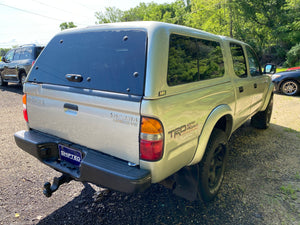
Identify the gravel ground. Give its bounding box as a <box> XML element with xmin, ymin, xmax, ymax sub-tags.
<box><xmin>0</xmin><ymin>84</ymin><xmax>299</xmax><ymax>225</ymax></box>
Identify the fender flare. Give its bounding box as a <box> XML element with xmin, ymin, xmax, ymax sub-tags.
<box><xmin>261</xmin><ymin>82</ymin><xmax>274</xmax><ymax>111</ymax></box>
<box><xmin>188</xmin><ymin>104</ymin><xmax>233</xmax><ymax>166</ymax></box>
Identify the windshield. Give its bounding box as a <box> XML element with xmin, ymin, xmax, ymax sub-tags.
<box><xmin>28</xmin><ymin>29</ymin><xmax>147</xmax><ymax>96</ymax></box>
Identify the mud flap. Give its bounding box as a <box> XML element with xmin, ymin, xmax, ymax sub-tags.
<box><xmin>172</xmin><ymin>165</ymin><xmax>200</xmax><ymax>201</ymax></box>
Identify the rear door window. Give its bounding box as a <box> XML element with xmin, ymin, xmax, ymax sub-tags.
<box><xmin>230</xmin><ymin>43</ymin><xmax>247</xmax><ymax>78</ymax></box>
<box><xmin>13</xmin><ymin>49</ymin><xmax>22</xmax><ymax>60</ymax></box>
<box><xmin>20</xmin><ymin>47</ymin><xmax>34</xmax><ymax>60</ymax></box>
<box><xmin>28</xmin><ymin>29</ymin><xmax>147</xmax><ymax>96</ymax></box>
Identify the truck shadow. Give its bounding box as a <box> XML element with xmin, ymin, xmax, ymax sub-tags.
<box><xmin>37</xmin><ymin>122</ymin><xmax>300</xmax><ymax>225</ymax></box>
<box><xmin>38</xmin><ymin>181</ymin><xmax>251</xmax><ymax>225</ymax></box>
<box><xmin>0</xmin><ymin>84</ymin><xmax>23</xmax><ymax>95</ymax></box>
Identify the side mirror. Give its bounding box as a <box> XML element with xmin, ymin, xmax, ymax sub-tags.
<box><xmin>264</xmin><ymin>63</ymin><xmax>276</xmax><ymax>74</ymax></box>
<box><xmin>1</xmin><ymin>56</ymin><xmax>6</xmax><ymax>62</ymax></box>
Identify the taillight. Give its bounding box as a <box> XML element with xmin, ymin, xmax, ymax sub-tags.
<box><xmin>31</xmin><ymin>60</ymin><xmax>35</xmax><ymax>66</ymax></box>
<box><xmin>140</xmin><ymin>117</ymin><xmax>164</xmax><ymax>161</ymax></box>
<box><xmin>22</xmin><ymin>94</ymin><xmax>28</xmax><ymax>122</ymax></box>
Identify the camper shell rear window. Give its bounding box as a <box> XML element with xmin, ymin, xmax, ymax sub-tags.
<box><xmin>28</xmin><ymin>29</ymin><xmax>147</xmax><ymax>96</ymax></box>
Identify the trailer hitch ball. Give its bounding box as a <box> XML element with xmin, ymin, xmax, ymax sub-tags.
<box><xmin>43</xmin><ymin>182</ymin><xmax>52</xmax><ymax>197</ymax></box>
<box><xmin>43</xmin><ymin>174</ymin><xmax>73</xmax><ymax>197</ymax></box>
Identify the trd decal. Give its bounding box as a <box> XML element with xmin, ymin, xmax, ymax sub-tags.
<box><xmin>168</xmin><ymin>121</ymin><xmax>198</xmax><ymax>138</ymax></box>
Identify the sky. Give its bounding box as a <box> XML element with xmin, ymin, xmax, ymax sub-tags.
<box><xmin>0</xmin><ymin>0</ymin><xmax>175</xmax><ymax>48</ymax></box>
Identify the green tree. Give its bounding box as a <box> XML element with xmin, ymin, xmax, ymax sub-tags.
<box><xmin>231</xmin><ymin>0</ymin><xmax>300</xmax><ymax>63</ymax></box>
<box><xmin>95</xmin><ymin>1</ymin><xmax>189</xmax><ymax>25</ymax></box>
<box><xmin>59</xmin><ymin>22</ymin><xmax>77</xmax><ymax>31</ymax></box>
<box><xmin>186</xmin><ymin>0</ymin><xmax>230</xmax><ymax>36</ymax></box>
<box><xmin>188</xmin><ymin>0</ymin><xmax>300</xmax><ymax>64</ymax></box>
<box><xmin>95</xmin><ymin>7</ymin><xmax>124</xmax><ymax>23</ymax></box>
<box><xmin>93</xmin><ymin>0</ymin><xmax>300</xmax><ymax>65</ymax></box>
<box><xmin>284</xmin><ymin>43</ymin><xmax>300</xmax><ymax>67</ymax></box>
<box><xmin>0</xmin><ymin>48</ymin><xmax>10</xmax><ymax>57</ymax></box>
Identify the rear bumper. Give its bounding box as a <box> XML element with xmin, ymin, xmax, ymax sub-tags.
<box><xmin>14</xmin><ymin>130</ymin><xmax>151</xmax><ymax>193</ymax></box>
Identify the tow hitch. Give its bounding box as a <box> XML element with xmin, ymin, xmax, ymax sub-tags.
<box><xmin>43</xmin><ymin>174</ymin><xmax>73</xmax><ymax>197</ymax></box>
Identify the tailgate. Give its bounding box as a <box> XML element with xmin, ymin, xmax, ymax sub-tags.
<box><xmin>25</xmin><ymin>83</ymin><xmax>141</xmax><ymax>164</ymax></box>
<box><xmin>24</xmin><ymin>27</ymin><xmax>148</xmax><ymax>165</ymax></box>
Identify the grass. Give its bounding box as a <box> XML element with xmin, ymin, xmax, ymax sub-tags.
<box><xmin>295</xmin><ymin>172</ymin><xmax>300</xmax><ymax>181</ymax></box>
<box><xmin>280</xmin><ymin>184</ymin><xmax>298</xmax><ymax>200</ymax></box>
<box><xmin>280</xmin><ymin>184</ymin><xmax>296</xmax><ymax>195</ymax></box>
<box><xmin>283</xmin><ymin>128</ymin><xmax>297</xmax><ymax>133</ymax></box>
<box><xmin>277</xmin><ymin>68</ymin><xmax>287</xmax><ymax>72</ymax></box>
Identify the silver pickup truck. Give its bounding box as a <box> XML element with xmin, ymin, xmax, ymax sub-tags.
<box><xmin>14</xmin><ymin>22</ymin><xmax>274</xmax><ymax>202</ymax></box>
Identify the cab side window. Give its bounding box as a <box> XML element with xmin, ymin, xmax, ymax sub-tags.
<box><xmin>230</xmin><ymin>43</ymin><xmax>247</xmax><ymax>78</ymax></box>
<box><xmin>246</xmin><ymin>46</ymin><xmax>262</xmax><ymax>76</ymax></box>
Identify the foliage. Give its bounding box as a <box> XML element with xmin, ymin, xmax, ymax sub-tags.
<box><xmin>94</xmin><ymin>0</ymin><xmax>300</xmax><ymax>65</ymax></box>
<box><xmin>284</xmin><ymin>43</ymin><xmax>300</xmax><ymax>67</ymax></box>
<box><xmin>59</xmin><ymin>22</ymin><xmax>77</xmax><ymax>31</ymax></box>
<box><xmin>0</xmin><ymin>48</ymin><xmax>10</xmax><ymax>57</ymax></box>
<box><xmin>186</xmin><ymin>0</ymin><xmax>232</xmax><ymax>37</ymax></box>
<box><xmin>95</xmin><ymin>7</ymin><xmax>124</xmax><ymax>23</ymax></box>
<box><xmin>95</xmin><ymin>1</ymin><xmax>189</xmax><ymax>25</ymax></box>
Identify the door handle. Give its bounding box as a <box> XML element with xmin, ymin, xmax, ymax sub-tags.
<box><xmin>239</xmin><ymin>86</ymin><xmax>244</xmax><ymax>93</ymax></box>
<box><xmin>254</xmin><ymin>83</ymin><xmax>257</xmax><ymax>88</ymax></box>
<box><xmin>64</xmin><ymin>103</ymin><xmax>78</xmax><ymax>111</ymax></box>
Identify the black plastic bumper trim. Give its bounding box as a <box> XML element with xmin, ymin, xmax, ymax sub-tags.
<box><xmin>14</xmin><ymin>130</ymin><xmax>151</xmax><ymax>193</ymax></box>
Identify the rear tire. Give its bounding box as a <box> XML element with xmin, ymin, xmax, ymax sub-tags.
<box><xmin>251</xmin><ymin>94</ymin><xmax>273</xmax><ymax>129</ymax></box>
<box><xmin>20</xmin><ymin>72</ymin><xmax>27</xmax><ymax>87</ymax></box>
<box><xmin>198</xmin><ymin>129</ymin><xmax>228</xmax><ymax>202</ymax></box>
<box><xmin>0</xmin><ymin>75</ymin><xmax>8</xmax><ymax>86</ymax></box>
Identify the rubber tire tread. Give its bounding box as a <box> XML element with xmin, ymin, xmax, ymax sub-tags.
<box><xmin>198</xmin><ymin>128</ymin><xmax>228</xmax><ymax>202</ymax></box>
<box><xmin>0</xmin><ymin>75</ymin><xmax>8</xmax><ymax>86</ymax></box>
<box><xmin>251</xmin><ymin>94</ymin><xmax>273</xmax><ymax>129</ymax></box>
<box><xmin>20</xmin><ymin>72</ymin><xmax>27</xmax><ymax>87</ymax></box>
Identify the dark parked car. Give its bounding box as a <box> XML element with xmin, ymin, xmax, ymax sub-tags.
<box><xmin>272</xmin><ymin>70</ymin><xmax>300</xmax><ymax>96</ymax></box>
<box><xmin>0</xmin><ymin>44</ymin><xmax>44</xmax><ymax>87</ymax></box>
<box><xmin>286</xmin><ymin>66</ymin><xmax>300</xmax><ymax>71</ymax></box>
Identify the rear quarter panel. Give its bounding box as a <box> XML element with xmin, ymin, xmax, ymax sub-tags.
<box><xmin>140</xmin><ymin>25</ymin><xmax>235</xmax><ymax>182</ymax></box>
<box><xmin>140</xmin><ymin>81</ymin><xmax>235</xmax><ymax>182</ymax></box>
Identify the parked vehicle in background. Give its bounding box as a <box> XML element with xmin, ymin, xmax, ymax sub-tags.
<box><xmin>14</xmin><ymin>22</ymin><xmax>275</xmax><ymax>202</ymax></box>
<box><xmin>0</xmin><ymin>44</ymin><xmax>44</xmax><ymax>87</ymax></box>
<box><xmin>286</xmin><ymin>66</ymin><xmax>300</xmax><ymax>71</ymax></box>
<box><xmin>272</xmin><ymin>70</ymin><xmax>300</xmax><ymax>96</ymax></box>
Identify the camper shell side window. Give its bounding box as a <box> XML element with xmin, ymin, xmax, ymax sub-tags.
<box><xmin>167</xmin><ymin>34</ymin><xmax>225</xmax><ymax>86</ymax></box>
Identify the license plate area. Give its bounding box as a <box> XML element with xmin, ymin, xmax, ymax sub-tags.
<box><xmin>58</xmin><ymin>144</ymin><xmax>82</xmax><ymax>167</ymax></box>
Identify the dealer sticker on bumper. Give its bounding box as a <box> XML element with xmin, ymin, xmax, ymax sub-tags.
<box><xmin>58</xmin><ymin>145</ymin><xmax>82</xmax><ymax>167</ymax></box>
